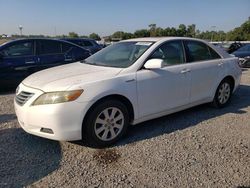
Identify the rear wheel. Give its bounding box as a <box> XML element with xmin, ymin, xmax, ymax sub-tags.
<box><xmin>213</xmin><ymin>79</ymin><xmax>232</xmax><ymax>108</ymax></box>
<box><xmin>83</xmin><ymin>100</ymin><xmax>129</xmax><ymax>147</ymax></box>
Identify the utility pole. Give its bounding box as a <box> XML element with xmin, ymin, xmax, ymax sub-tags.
<box><xmin>211</xmin><ymin>26</ymin><xmax>216</xmax><ymax>42</ymax></box>
<box><xmin>54</xmin><ymin>27</ymin><xmax>57</xmax><ymax>37</ymax></box>
<box><xmin>18</xmin><ymin>25</ymin><xmax>23</xmax><ymax>36</ymax></box>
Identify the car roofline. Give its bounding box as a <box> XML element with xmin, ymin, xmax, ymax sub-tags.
<box><xmin>123</xmin><ymin>37</ymin><xmax>212</xmax><ymax>43</ymax></box>
<box><xmin>0</xmin><ymin>38</ymin><xmax>89</xmax><ymax>51</ymax></box>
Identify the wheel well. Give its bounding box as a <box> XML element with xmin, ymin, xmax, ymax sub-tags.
<box><xmin>82</xmin><ymin>94</ymin><xmax>135</xmax><ymax>126</ymax></box>
<box><xmin>222</xmin><ymin>76</ymin><xmax>235</xmax><ymax>91</ymax></box>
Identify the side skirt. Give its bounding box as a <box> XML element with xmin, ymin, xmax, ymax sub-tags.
<box><xmin>131</xmin><ymin>98</ymin><xmax>212</xmax><ymax>125</ymax></box>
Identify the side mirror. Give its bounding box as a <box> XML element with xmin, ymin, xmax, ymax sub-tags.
<box><xmin>144</xmin><ymin>59</ymin><xmax>164</xmax><ymax>69</ymax></box>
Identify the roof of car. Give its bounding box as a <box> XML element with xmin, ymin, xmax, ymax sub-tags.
<box><xmin>0</xmin><ymin>38</ymin><xmax>89</xmax><ymax>52</ymax></box>
<box><xmin>60</xmin><ymin>38</ymin><xmax>95</xmax><ymax>41</ymax></box>
<box><xmin>124</xmin><ymin>37</ymin><xmax>208</xmax><ymax>43</ymax></box>
<box><xmin>1</xmin><ymin>38</ymin><xmax>72</xmax><ymax>45</ymax></box>
<box><xmin>1</xmin><ymin>38</ymin><xmax>86</xmax><ymax>46</ymax></box>
<box><xmin>123</xmin><ymin>37</ymin><xmax>231</xmax><ymax>58</ymax></box>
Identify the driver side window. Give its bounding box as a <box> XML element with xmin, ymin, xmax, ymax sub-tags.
<box><xmin>150</xmin><ymin>41</ymin><xmax>185</xmax><ymax>66</ymax></box>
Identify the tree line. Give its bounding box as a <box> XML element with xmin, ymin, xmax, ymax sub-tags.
<box><xmin>110</xmin><ymin>19</ymin><xmax>250</xmax><ymax>41</ymax></box>
<box><xmin>2</xmin><ymin>19</ymin><xmax>250</xmax><ymax>41</ymax></box>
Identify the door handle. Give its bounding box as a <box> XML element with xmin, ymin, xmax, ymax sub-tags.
<box><xmin>65</xmin><ymin>58</ymin><xmax>73</xmax><ymax>62</ymax></box>
<box><xmin>218</xmin><ymin>62</ymin><xmax>223</xmax><ymax>66</ymax></box>
<box><xmin>25</xmin><ymin>61</ymin><xmax>35</xmax><ymax>64</ymax></box>
<box><xmin>181</xmin><ymin>69</ymin><xmax>191</xmax><ymax>74</ymax></box>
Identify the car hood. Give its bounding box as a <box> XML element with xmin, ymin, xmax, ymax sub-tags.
<box><xmin>22</xmin><ymin>62</ymin><xmax>122</xmax><ymax>92</ymax></box>
<box><xmin>232</xmin><ymin>51</ymin><xmax>250</xmax><ymax>58</ymax></box>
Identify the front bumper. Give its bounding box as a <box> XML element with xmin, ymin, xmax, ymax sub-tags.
<box><xmin>14</xmin><ymin>83</ymin><xmax>91</xmax><ymax>141</ymax></box>
<box><xmin>240</xmin><ymin>57</ymin><xmax>250</xmax><ymax>68</ymax></box>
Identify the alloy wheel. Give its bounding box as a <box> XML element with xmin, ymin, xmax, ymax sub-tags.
<box><xmin>94</xmin><ymin>107</ymin><xmax>124</xmax><ymax>141</ymax></box>
<box><xmin>218</xmin><ymin>82</ymin><xmax>231</xmax><ymax>104</ymax></box>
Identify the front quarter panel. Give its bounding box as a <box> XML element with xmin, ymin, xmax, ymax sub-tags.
<box><xmin>70</xmin><ymin>73</ymin><xmax>139</xmax><ymax>119</ymax></box>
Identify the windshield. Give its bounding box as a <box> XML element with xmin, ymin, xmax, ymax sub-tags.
<box><xmin>82</xmin><ymin>41</ymin><xmax>153</xmax><ymax>68</ymax></box>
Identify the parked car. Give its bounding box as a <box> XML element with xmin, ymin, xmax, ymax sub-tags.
<box><xmin>228</xmin><ymin>42</ymin><xmax>244</xmax><ymax>54</ymax></box>
<box><xmin>232</xmin><ymin>44</ymin><xmax>250</xmax><ymax>68</ymax></box>
<box><xmin>14</xmin><ymin>37</ymin><xmax>241</xmax><ymax>147</ymax></box>
<box><xmin>0</xmin><ymin>38</ymin><xmax>91</xmax><ymax>88</ymax></box>
<box><xmin>60</xmin><ymin>38</ymin><xmax>102</xmax><ymax>54</ymax></box>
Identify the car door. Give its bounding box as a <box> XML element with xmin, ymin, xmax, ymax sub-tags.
<box><xmin>0</xmin><ymin>40</ymin><xmax>37</xmax><ymax>86</ymax></box>
<box><xmin>136</xmin><ymin>40</ymin><xmax>191</xmax><ymax>118</ymax></box>
<box><xmin>184</xmin><ymin>40</ymin><xmax>222</xmax><ymax>103</ymax></box>
<box><xmin>36</xmin><ymin>39</ymin><xmax>65</xmax><ymax>70</ymax></box>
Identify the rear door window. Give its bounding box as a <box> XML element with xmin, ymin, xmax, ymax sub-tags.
<box><xmin>37</xmin><ymin>40</ymin><xmax>62</xmax><ymax>55</ymax></box>
<box><xmin>185</xmin><ymin>41</ymin><xmax>221</xmax><ymax>62</ymax></box>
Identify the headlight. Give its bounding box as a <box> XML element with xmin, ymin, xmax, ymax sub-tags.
<box><xmin>32</xmin><ymin>90</ymin><xmax>83</xmax><ymax>106</ymax></box>
<box><xmin>16</xmin><ymin>86</ymin><xmax>20</xmax><ymax>95</ymax></box>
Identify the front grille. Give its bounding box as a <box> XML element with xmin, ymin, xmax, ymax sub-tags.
<box><xmin>15</xmin><ymin>91</ymin><xmax>34</xmax><ymax>106</ymax></box>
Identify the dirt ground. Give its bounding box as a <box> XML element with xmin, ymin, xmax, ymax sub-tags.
<box><xmin>0</xmin><ymin>69</ymin><xmax>249</xmax><ymax>188</ymax></box>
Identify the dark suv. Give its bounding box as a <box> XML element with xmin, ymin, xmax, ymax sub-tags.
<box><xmin>0</xmin><ymin>38</ymin><xmax>91</xmax><ymax>88</ymax></box>
<box><xmin>60</xmin><ymin>38</ymin><xmax>102</xmax><ymax>54</ymax></box>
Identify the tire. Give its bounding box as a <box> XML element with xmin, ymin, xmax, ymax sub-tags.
<box><xmin>213</xmin><ymin>79</ymin><xmax>233</xmax><ymax>108</ymax></box>
<box><xmin>83</xmin><ymin>99</ymin><xmax>129</xmax><ymax>148</ymax></box>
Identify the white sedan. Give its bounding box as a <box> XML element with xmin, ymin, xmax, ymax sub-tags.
<box><xmin>14</xmin><ymin>37</ymin><xmax>242</xmax><ymax>147</ymax></box>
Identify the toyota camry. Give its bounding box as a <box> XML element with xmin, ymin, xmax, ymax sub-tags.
<box><xmin>14</xmin><ymin>37</ymin><xmax>242</xmax><ymax>147</ymax></box>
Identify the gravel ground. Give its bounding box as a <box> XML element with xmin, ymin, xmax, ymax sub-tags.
<box><xmin>0</xmin><ymin>69</ymin><xmax>250</xmax><ymax>188</ymax></box>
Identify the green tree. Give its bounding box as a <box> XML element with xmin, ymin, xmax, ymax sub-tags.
<box><xmin>112</xmin><ymin>31</ymin><xmax>134</xmax><ymax>40</ymax></box>
<box><xmin>112</xmin><ymin>31</ymin><xmax>124</xmax><ymax>39</ymax></box>
<box><xmin>122</xmin><ymin>32</ymin><xmax>134</xmax><ymax>39</ymax></box>
<box><xmin>187</xmin><ymin>24</ymin><xmax>196</xmax><ymax>37</ymax></box>
<box><xmin>226</xmin><ymin>20</ymin><xmax>250</xmax><ymax>41</ymax></box>
<box><xmin>169</xmin><ymin>27</ymin><xmax>177</xmax><ymax>36</ymax></box>
<box><xmin>148</xmin><ymin>24</ymin><xmax>157</xmax><ymax>37</ymax></box>
<box><xmin>89</xmin><ymin>33</ymin><xmax>101</xmax><ymax>40</ymax></box>
<box><xmin>68</xmin><ymin>32</ymin><xmax>79</xmax><ymax>38</ymax></box>
<box><xmin>108</xmin><ymin>18</ymin><xmax>250</xmax><ymax>42</ymax></box>
<box><xmin>177</xmin><ymin>24</ymin><xmax>187</xmax><ymax>37</ymax></box>
<box><xmin>155</xmin><ymin>27</ymin><xmax>164</xmax><ymax>36</ymax></box>
<box><xmin>162</xmin><ymin>27</ymin><xmax>172</xmax><ymax>36</ymax></box>
<box><xmin>134</xmin><ymin>29</ymin><xmax>150</xmax><ymax>38</ymax></box>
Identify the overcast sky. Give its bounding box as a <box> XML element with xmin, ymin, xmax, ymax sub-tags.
<box><xmin>0</xmin><ymin>0</ymin><xmax>249</xmax><ymax>36</ymax></box>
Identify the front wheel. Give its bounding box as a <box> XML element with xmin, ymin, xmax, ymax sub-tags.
<box><xmin>83</xmin><ymin>100</ymin><xmax>129</xmax><ymax>148</ymax></box>
<box><xmin>213</xmin><ymin>79</ymin><xmax>232</xmax><ymax>108</ymax></box>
